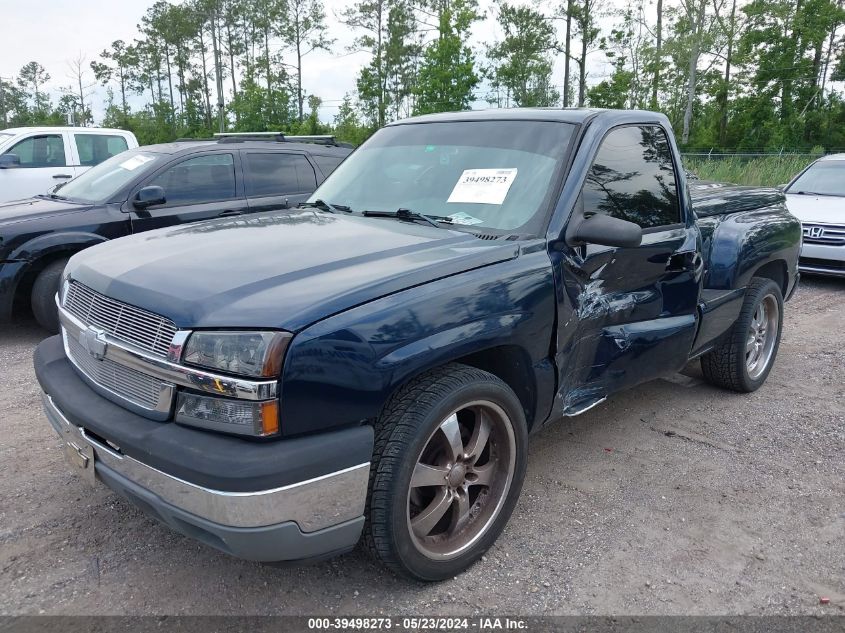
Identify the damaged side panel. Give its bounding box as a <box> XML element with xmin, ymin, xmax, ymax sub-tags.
<box><xmin>550</xmin><ymin>227</ymin><xmax>701</xmax><ymax>419</ymax></box>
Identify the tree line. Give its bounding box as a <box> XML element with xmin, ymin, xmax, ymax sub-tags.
<box><xmin>2</xmin><ymin>0</ymin><xmax>845</xmax><ymax>151</ymax></box>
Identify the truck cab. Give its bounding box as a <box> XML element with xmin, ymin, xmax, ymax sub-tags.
<box><xmin>0</xmin><ymin>126</ymin><xmax>139</xmax><ymax>202</ymax></box>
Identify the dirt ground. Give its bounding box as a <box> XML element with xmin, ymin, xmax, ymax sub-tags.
<box><xmin>1</xmin><ymin>277</ymin><xmax>843</xmax><ymax>616</ymax></box>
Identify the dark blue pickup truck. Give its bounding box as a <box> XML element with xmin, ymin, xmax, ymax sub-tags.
<box><xmin>34</xmin><ymin>108</ymin><xmax>800</xmax><ymax>581</ymax></box>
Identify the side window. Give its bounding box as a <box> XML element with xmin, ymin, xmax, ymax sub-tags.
<box><xmin>581</xmin><ymin>125</ymin><xmax>680</xmax><ymax>229</ymax></box>
<box><xmin>312</xmin><ymin>154</ymin><xmax>345</xmax><ymax>177</ymax></box>
<box><xmin>4</xmin><ymin>134</ymin><xmax>66</xmax><ymax>167</ymax></box>
<box><xmin>244</xmin><ymin>153</ymin><xmax>317</xmax><ymax>197</ymax></box>
<box><xmin>75</xmin><ymin>134</ymin><xmax>129</xmax><ymax>166</ymax></box>
<box><xmin>147</xmin><ymin>153</ymin><xmax>237</xmax><ymax>205</ymax></box>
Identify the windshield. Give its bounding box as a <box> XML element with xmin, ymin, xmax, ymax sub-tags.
<box><xmin>0</xmin><ymin>132</ymin><xmax>13</xmax><ymax>148</ymax></box>
<box><xmin>786</xmin><ymin>160</ymin><xmax>845</xmax><ymax>196</ymax></box>
<box><xmin>56</xmin><ymin>150</ymin><xmax>164</xmax><ymax>203</ymax></box>
<box><xmin>309</xmin><ymin>120</ymin><xmax>576</xmax><ymax>233</ymax></box>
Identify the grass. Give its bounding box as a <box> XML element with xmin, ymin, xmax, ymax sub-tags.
<box><xmin>682</xmin><ymin>154</ymin><xmax>818</xmax><ymax>187</ymax></box>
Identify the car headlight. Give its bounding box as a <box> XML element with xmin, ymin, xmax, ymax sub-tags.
<box><xmin>182</xmin><ymin>330</ymin><xmax>291</xmax><ymax>378</ymax></box>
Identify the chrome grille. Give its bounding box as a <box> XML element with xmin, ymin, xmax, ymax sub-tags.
<box><xmin>802</xmin><ymin>224</ymin><xmax>845</xmax><ymax>245</ymax></box>
<box><xmin>65</xmin><ymin>332</ymin><xmax>166</xmax><ymax>411</ymax></box>
<box><xmin>64</xmin><ymin>282</ymin><xmax>177</xmax><ymax>357</ymax></box>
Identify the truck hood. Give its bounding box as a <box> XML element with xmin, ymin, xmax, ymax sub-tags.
<box><xmin>0</xmin><ymin>196</ymin><xmax>93</xmax><ymax>227</ymax></box>
<box><xmin>67</xmin><ymin>210</ymin><xmax>519</xmax><ymax>331</ymax></box>
<box><xmin>784</xmin><ymin>193</ymin><xmax>845</xmax><ymax>224</ymax></box>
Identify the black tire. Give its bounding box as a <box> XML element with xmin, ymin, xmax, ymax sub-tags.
<box><xmin>364</xmin><ymin>363</ymin><xmax>528</xmax><ymax>581</ymax></box>
<box><xmin>31</xmin><ymin>258</ymin><xmax>68</xmax><ymax>334</ymax></box>
<box><xmin>700</xmin><ymin>277</ymin><xmax>784</xmax><ymax>392</ymax></box>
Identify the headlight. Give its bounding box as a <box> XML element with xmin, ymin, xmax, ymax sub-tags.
<box><xmin>175</xmin><ymin>392</ymin><xmax>279</xmax><ymax>437</ymax></box>
<box><xmin>182</xmin><ymin>330</ymin><xmax>291</xmax><ymax>377</ymax></box>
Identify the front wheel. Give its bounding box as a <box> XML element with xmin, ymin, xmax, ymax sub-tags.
<box><xmin>31</xmin><ymin>258</ymin><xmax>69</xmax><ymax>334</ymax></box>
<box><xmin>364</xmin><ymin>364</ymin><xmax>528</xmax><ymax>581</ymax></box>
<box><xmin>700</xmin><ymin>277</ymin><xmax>784</xmax><ymax>392</ymax></box>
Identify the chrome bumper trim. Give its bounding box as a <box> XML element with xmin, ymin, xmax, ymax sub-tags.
<box><xmin>797</xmin><ymin>264</ymin><xmax>845</xmax><ymax>277</ymax></box>
<box><xmin>58</xmin><ymin>302</ymin><xmax>278</xmax><ymax>401</ymax></box>
<box><xmin>42</xmin><ymin>393</ymin><xmax>369</xmax><ymax>532</ymax></box>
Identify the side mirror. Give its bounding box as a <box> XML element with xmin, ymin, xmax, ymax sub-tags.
<box><xmin>568</xmin><ymin>212</ymin><xmax>643</xmax><ymax>249</ymax></box>
<box><xmin>133</xmin><ymin>185</ymin><xmax>166</xmax><ymax>209</ymax></box>
<box><xmin>0</xmin><ymin>154</ymin><xmax>21</xmax><ymax>169</ymax></box>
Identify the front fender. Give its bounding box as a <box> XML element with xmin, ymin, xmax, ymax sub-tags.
<box><xmin>8</xmin><ymin>231</ymin><xmax>109</xmax><ymax>262</ymax></box>
<box><xmin>278</xmin><ymin>248</ymin><xmax>557</xmax><ymax>437</ymax></box>
<box><xmin>0</xmin><ymin>232</ymin><xmax>109</xmax><ymax>322</ymax></box>
<box><xmin>0</xmin><ymin>260</ymin><xmax>28</xmax><ymax>321</ymax></box>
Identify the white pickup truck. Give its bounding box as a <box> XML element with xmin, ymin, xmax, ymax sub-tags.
<box><xmin>0</xmin><ymin>127</ymin><xmax>138</xmax><ymax>202</ymax></box>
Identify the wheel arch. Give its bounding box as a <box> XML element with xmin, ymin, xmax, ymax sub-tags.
<box><xmin>395</xmin><ymin>345</ymin><xmax>540</xmax><ymax>432</ymax></box>
<box><xmin>750</xmin><ymin>259</ymin><xmax>788</xmax><ymax>297</ymax></box>
<box><xmin>10</xmin><ymin>232</ymin><xmax>107</xmax><ymax>313</ymax></box>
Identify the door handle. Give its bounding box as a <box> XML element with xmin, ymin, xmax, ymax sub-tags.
<box><xmin>217</xmin><ymin>209</ymin><xmax>243</xmax><ymax>217</ymax></box>
<box><xmin>53</xmin><ymin>174</ymin><xmax>72</xmax><ymax>179</ymax></box>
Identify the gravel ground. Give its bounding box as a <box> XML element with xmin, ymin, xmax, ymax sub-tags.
<box><xmin>1</xmin><ymin>277</ymin><xmax>843</xmax><ymax>616</ymax></box>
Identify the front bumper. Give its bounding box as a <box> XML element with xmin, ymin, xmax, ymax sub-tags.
<box><xmin>799</xmin><ymin>243</ymin><xmax>845</xmax><ymax>277</ymax></box>
<box><xmin>35</xmin><ymin>335</ymin><xmax>373</xmax><ymax>563</ymax></box>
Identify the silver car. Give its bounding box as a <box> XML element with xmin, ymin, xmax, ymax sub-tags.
<box><xmin>784</xmin><ymin>154</ymin><xmax>845</xmax><ymax>277</ymax></box>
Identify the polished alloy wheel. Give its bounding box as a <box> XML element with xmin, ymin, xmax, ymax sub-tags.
<box><xmin>746</xmin><ymin>293</ymin><xmax>779</xmax><ymax>380</ymax></box>
<box><xmin>406</xmin><ymin>400</ymin><xmax>516</xmax><ymax>560</ymax></box>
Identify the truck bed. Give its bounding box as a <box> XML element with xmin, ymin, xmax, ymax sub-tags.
<box><xmin>689</xmin><ymin>181</ymin><xmax>785</xmax><ymax>218</ymax></box>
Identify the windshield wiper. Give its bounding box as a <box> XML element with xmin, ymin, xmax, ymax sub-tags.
<box><xmin>362</xmin><ymin>208</ymin><xmax>452</xmax><ymax>229</ymax></box>
<box><xmin>793</xmin><ymin>190</ymin><xmax>839</xmax><ymax>197</ymax></box>
<box><xmin>299</xmin><ymin>199</ymin><xmax>352</xmax><ymax>213</ymax></box>
<box><xmin>48</xmin><ymin>193</ymin><xmax>69</xmax><ymax>200</ymax></box>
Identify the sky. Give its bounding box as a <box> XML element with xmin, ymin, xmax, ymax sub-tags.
<box><xmin>0</xmin><ymin>0</ymin><xmax>624</xmax><ymax>124</ymax></box>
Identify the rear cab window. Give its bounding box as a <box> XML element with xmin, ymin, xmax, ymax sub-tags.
<box><xmin>75</xmin><ymin>134</ymin><xmax>130</xmax><ymax>166</ymax></box>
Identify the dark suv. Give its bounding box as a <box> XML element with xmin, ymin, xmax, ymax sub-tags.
<box><xmin>0</xmin><ymin>134</ymin><xmax>351</xmax><ymax>331</ymax></box>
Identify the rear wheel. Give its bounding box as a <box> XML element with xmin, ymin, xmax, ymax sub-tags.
<box><xmin>700</xmin><ymin>278</ymin><xmax>783</xmax><ymax>392</ymax></box>
<box><xmin>364</xmin><ymin>364</ymin><xmax>528</xmax><ymax>581</ymax></box>
<box><xmin>31</xmin><ymin>258</ymin><xmax>68</xmax><ymax>334</ymax></box>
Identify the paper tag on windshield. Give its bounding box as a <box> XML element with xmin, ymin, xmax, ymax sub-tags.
<box><xmin>119</xmin><ymin>155</ymin><xmax>154</xmax><ymax>171</ymax></box>
<box><xmin>447</xmin><ymin>211</ymin><xmax>484</xmax><ymax>226</ymax></box>
<box><xmin>447</xmin><ymin>168</ymin><xmax>517</xmax><ymax>205</ymax></box>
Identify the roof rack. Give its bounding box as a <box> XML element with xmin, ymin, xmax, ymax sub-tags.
<box><xmin>284</xmin><ymin>135</ymin><xmax>340</xmax><ymax>146</ymax></box>
<box><xmin>214</xmin><ymin>132</ymin><xmax>286</xmax><ymax>143</ymax></box>
<box><xmin>210</xmin><ymin>132</ymin><xmax>352</xmax><ymax>147</ymax></box>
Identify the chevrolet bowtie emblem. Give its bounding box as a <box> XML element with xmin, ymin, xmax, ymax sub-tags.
<box><xmin>80</xmin><ymin>326</ymin><xmax>108</xmax><ymax>361</ymax></box>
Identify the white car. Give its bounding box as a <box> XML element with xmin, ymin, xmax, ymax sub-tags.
<box><xmin>784</xmin><ymin>154</ymin><xmax>845</xmax><ymax>277</ymax></box>
<box><xmin>0</xmin><ymin>127</ymin><xmax>138</xmax><ymax>202</ymax></box>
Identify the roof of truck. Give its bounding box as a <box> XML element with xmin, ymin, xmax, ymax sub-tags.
<box><xmin>0</xmin><ymin>126</ymin><xmax>135</xmax><ymax>135</ymax></box>
<box><xmin>387</xmin><ymin>107</ymin><xmax>668</xmax><ymax>126</ymax></box>
<box><xmin>814</xmin><ymin>153</ymin><xmax>845</xmax><ymax>162</ymax></box>
<box><xmin>129</xmin><ymin>140</ymin><xmax>352</xmax><ymax>156</ymax></box>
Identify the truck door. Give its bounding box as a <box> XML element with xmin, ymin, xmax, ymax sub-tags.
<box><xmin>555</xmin><ymin>124</ymin><xmax>702</xmax><ymax>415</ymax></box>
<box><xmin>242</xmin><ymin>150</ymin><xmax>318</xmax><ymax>212</ymax></box>
<box><xmin>0</xmin><ymin>132</ymin><xmax>74</xmax><ymax>201</ymax></box>
<box><xmin>127</xmin><ymin>151</ymin><xmax>250</xmax><ymax>232</ymax></box>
